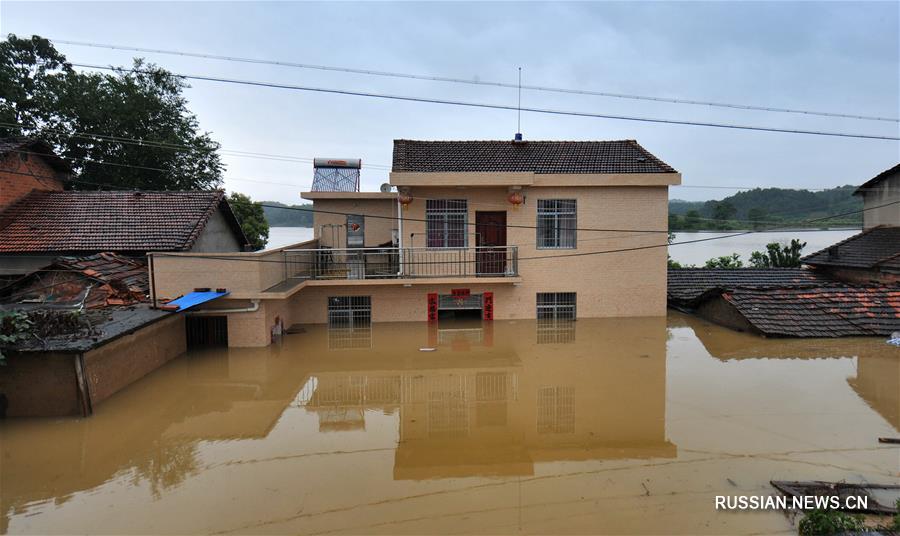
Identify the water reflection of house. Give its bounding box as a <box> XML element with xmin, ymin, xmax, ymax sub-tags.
<box><xmin>683</xmin><ymin>311</ymin><xmax>899</xmax><ymax>432</ymax></box>
<box><xmin>296</xmin><ymin>318</ymin><xmax>675</xmax><ymax>480</ymax></box>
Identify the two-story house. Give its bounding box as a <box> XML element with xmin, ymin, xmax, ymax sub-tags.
<box><xmin>150</xmin><ymin>138</ymin><xmax>680</xmax><ymax>347</ymax></box>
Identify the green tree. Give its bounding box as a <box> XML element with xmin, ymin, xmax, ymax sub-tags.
<box><xmin>0</xmin><ymin>34</ymin><xmax>223</xmax><ymax>191</ymax></box>
<box><xmin>748</xmin><ymin>239</ymin><xmax>807</xmax><ymax>268</ymax></box>
<box><xmin>709</xmin><ymin>201</ymin><xmax>737</xmax><ymax>229</ymax></box>
<box><xmin>229</xmin><ymin>192</ymin><xmax>269</xmax><ymax>251</ymax></box>
<box><xmin>704</xmin><ymin>253</ymin><xmax>743</xmax><ymax>269</ymax></box>
<box><xmin>684</xmin><ymin>210</ymin><xmax>701</xmax><ymax>230</ymax></box>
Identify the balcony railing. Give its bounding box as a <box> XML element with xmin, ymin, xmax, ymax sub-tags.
<box><xmin>282</xmin><ymin>246</ymin><xmax>519</xmax><ymax>281</ymax></box>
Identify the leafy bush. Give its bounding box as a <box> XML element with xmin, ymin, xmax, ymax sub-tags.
<box><xmin>0</xmin><ymin>310</ymin><xmax>32</xmax><ymax>364</ymax></box>
<box><xmin>798</xmin><ymin>509</ymin><xmax>865</xmax><ymax>535</ymax></box>
<box><xmin>749</xmin><ymin>239</ymin><xmax>807</xmax><ymax>268</ymax></box>
<box><xmin>704</xmin><ymin>253</ymin><xmax>744</xmax><ymax>269</ymax></box>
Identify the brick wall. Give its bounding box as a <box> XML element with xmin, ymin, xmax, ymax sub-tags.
<box><xmin>0</xmin><ymin>153</ymin><xmax>66</xmax><ymax>211</ymax></box>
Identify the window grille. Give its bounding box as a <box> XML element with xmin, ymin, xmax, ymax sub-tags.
<box><xmin>536</xmin><ymin>319</ymin><xmax>576</xmax><ymax>344</ymax></box>
<box><xmin>536</xmin><ymin>292</ymin><xmax>577</xmax><ymax>320</ymax></box>
<box><xmin>537</xmin><ymin>386</ymin><xmax>575</xmax><ymax>434</ymax></box>
<box><xmin>327</xmin><ymin>296</ymin><xmax>372</xmax><ymax>328</ymax></box>
<box><xmin>426</xmin><ymin>199</ymin><xmax>467</xmax><ymax>248</ymax></box>
<box><xmin>537</xmin><ymin>199</ymin><xmax>577</xmax><ymax>249</ymax></box>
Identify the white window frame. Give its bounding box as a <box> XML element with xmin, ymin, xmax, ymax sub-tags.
<box><xmin>426</xmin><ymin>199</ymin><xmax>468</xmax><ymax>248</ymax></box>
<box><xmin>536</xmin><ymin>199</ymin><xmax>577</xmax><ymax>249</ymax></box>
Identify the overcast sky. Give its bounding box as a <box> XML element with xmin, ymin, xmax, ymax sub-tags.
<box><xmin>2</xmin><ymin>1</ymin><xmax>898</xmax><ymax>203</ymax></box>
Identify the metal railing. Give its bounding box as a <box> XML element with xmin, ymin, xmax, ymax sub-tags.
<box><xmin>282</xmin><ymin>246</ymin><xmax>519</xmax><ymax>281</ymax></box>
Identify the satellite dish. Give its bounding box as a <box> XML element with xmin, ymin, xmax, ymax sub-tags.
<box><xmin>379</xmin><ymin>183</ymin><xmax>392</xmax><ymax>193</ymax></box>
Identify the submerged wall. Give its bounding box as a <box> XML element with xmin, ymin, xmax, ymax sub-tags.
<box><xmin>0</xmin><ymin>315</ymin><xmax>186</xmax><ymax>418</ymax></box>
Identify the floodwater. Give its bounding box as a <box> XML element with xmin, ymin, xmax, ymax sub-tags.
<box><xmin>266</xmin><ymin>227</ymin><xmax>314</xmax><ymax>250</ymax></box>
<box><xmin>1</xmin><ymin>313</ymin><xmax>898</xmax><ymax>535</ymax></box>
<box><xmin>669</xmin><ymin>229</ymin><xmax>860</xmax><ymax>266</ymax></box>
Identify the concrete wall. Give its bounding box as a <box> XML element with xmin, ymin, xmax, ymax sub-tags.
<box><xmin>190</xmin><ymin>209</ymin><xmax>244</xmax><ymax>253</ymax></box>
<box><xmin>696</xmin><ymin>297</ymin><xmax>758</xmax><ymax>334</ymax></box>
<box><xmin>861</xmin><ymin>170</ymin><xmax>900</xmax><ymax>229</ymax></box>
<box><xmin>0</xmin><ymin>254</ymin><xmax>58</xmax><ymax>276</ymax></box>
<box><xmin>0</xmin><ymin>152</ymin><xmax>66</xmax><ymax>212</ymax></box>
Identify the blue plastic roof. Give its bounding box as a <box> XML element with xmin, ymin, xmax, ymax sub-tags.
<box><xmin>165</xmin><ymin>290</ymin><xmax>229</xmax><ymax>312</ymax></box>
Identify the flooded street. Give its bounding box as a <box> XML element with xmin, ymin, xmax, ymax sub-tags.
<box><xmin>1</xmin><ymin>313</ymin><xmax>897</xmax><ymax>535</ymax></box>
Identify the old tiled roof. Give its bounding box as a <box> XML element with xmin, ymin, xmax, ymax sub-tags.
<box><xmin>802</xmin><ymin>227</ymin><xmax>900</xmax><ymax>272</ymax></box>
<box><xmin>0</xmin><ymin>253</ymin><xmax>149</xmax><ymax>308</ymax></box>
<box><xmin>722</xmin><ymin>286</ymin><xmax>900</xmax><ymax>337</ymax></box>
<box><xmin>392</xmin><ymin>139</ymin><xmax>677</xmax><ymax>174</ymax></box>
<box><xmin>854</xmin><ymin>163</ymin><xmax>900</xmax><ymax>195</ymax></box>
<box><xmin>0</xmin><ymin>137</ymin><xmax>71</xmax><ymax>172</ymax></box>
<box><xmin>667</xmin><ymin>268</ymin><xmax>831</xmax><ymax>307</ymax></box>
<box><xmin>0</xmin><ymin>190</ymin><xmax>247</xmax><ymax>252</ymax></box>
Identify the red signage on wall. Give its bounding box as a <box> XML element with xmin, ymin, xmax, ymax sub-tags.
<box><xmin>427</xmin><ymin>293</ymin><xmax>438</xmax><ymax>322</ymax></box>
<box><xmin>483</xmin><ymin>292</ymin><xmax>494</xmax><ymax>321</ymax></box>
<box><xmin>451</xmin><ymin>288</ymin><xmax>470</xmax><ymax>298</ymax></box>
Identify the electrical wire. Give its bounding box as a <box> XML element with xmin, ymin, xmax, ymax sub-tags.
<box><xmin>51</xmin><ymin>38</ymin><xmax>900</xmax><ymax>123</ymax></box>
<box><xmin>68</xmin><ymin>63</ymin><xmax>900</xmax><ymax>141</ymax></box>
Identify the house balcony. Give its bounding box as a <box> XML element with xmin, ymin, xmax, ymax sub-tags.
<box><xmin>281</xmin><ymin>246</ymin><xmax>519</xmax><ymax>282</ymax></box>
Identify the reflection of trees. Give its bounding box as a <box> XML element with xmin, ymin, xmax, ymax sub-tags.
<box><xmin>129</xmin><ymin>441</ymin><xmax>200</xmax><ymax>499</ymax></box>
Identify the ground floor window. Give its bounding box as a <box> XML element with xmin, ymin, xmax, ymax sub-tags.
<box><xmin>327</xmin><ymin>296</ymin><xmax>372</xmax><ymax>328</ymax></box>
<box><xmin>536</xmin><ymin>292</ymin><xmax>577</xmax><ymax>320</ymax></box>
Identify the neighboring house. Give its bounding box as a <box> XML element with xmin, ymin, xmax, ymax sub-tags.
<box><xmin>0</xmin><ymin>138</ymin><xmax>71</xmax><ymax>213</ymax></box>
<box><xmin>665</xmin><ymin>164</ymin><xmax>900</xmax><ymax>338</ymax></box>
<box><xmin>0</xmin><ymin>188</ymin><xmax>249</xmax><ymax>276</ymax></box>
<box><xmin>151</xmin><ymin>137</ymin><xmax>681</xmax><ymax>347</ymax></box>
<box><xmin>855</xmin><ymin>163</ymin><xmax>899</xmax><ymax>230</ymax></box>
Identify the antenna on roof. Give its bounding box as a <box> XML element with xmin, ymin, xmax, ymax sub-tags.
<box><xmin>514</xmin><ymin>67</ymin><xmax>523</xmax><ymax>142</ymax></box>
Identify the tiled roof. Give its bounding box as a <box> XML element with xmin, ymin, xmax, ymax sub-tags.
<box><xmin>392</xmin><ymin>139</ymin><xmax>677</xmax><ymax>174</ymax></box>
<box><xmin>802</xmin><ymin>227</ymin><xmax>900</xmax><ymax>272</ymax></box>
<box><xmin>0</xmin><ymin>137</ymin><xmax>71</xmax><ymax>172</ymax></box>
<box><xmin>0</xmin><ymin>190</ymin><xmax>247</xmax><ymax>253</ymax></box>
<box><xmin>722</xmin><ymin>286</ymin><xmax>900</xmax><ymax>337</ymax></box>
<box><xmin>854</xmin><ymin>163</ymin><xmax>900</xmax><ymax>195</ymax></box>
<box><xmin>0</xmin><ymin>253</ymin><xmax>149</xmax><ymax>308</ymax></box>
<box><xmin>667</xmin><ymin>268</ymin><xmax>831</xmax><ymax>307</ymax></box>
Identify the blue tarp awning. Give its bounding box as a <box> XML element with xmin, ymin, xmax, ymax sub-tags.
<box><xmin>162</xmin><ymin>290</ymin><xmax>229</xmax><ymax>312</ymax></box>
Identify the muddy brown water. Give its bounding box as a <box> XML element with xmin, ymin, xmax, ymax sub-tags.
<box><xmin>1</xmin><ymin>312</ymin><xmax>898</xmax><ymax>534</ymax></box>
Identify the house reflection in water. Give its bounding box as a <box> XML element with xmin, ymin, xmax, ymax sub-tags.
<box><xmin>681</xmin><ymin>311</ymin><xmax>900</xmax><ymax>433</ymax></box>
<box><xmin>295</xmin><ymin>317</ymin><xmax>675</xmax><ymax>480</ymax></box>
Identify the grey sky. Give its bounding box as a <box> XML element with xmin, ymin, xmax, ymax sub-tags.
<box><xmin>2</xmin><ymin>1</ymin><xmax>898</xmax><ymax>203</ymax></box>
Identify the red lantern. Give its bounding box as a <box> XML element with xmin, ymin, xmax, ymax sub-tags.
<box><xmin>507</xmin><ymin>191</ymin><xmax>524</xmax><ymax>207</ymax></box>
<box><xmin>398</xmin><ymin>193</ymin><xmax>414</xmax><ymax>209</ymax></box>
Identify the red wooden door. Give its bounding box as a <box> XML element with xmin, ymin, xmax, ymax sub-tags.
<box><xmin>475</xmin><ymin>211</ymin><xmax>507</xmax><ymax>275</ymax></box>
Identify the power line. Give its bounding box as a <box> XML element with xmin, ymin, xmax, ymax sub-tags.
<box><xmin>0</xmin><ymin>167</ymin><xmax>871</xmax><ymax>232</ymax></box>
<box><xmin>51</xmin><ymin>38</ymin><xmax>900</xmax><ymax>123</ymax></box>
<box><xmin>0</xmin><ymin>122</ymin><xmax>393</xmax><ymax>170</ymax></box>
<box><xmin>68</xmin><ymin>63</ymin><xmax>900</xmax><ymax>141</ymax></box>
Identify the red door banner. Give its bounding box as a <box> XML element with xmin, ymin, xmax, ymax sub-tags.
<box><xmin>483</xmin><ymin>292</ymin><xmax>494</xmax><ymax>320</ymax></box>
<box><xmin>427</xmin><ymin>293</ymin><xmax>438</xmax><ymax>322</ymax></box>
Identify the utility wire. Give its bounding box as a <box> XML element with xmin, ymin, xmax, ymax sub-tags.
<box><xmin>68</xmin><ymin>63</ymin><xmax>900</xmax><ymax>141</ymax></box>
<box><xmin>0</xmin><ymin>167</ymin><xmax>872</xmax><ymax>233</ymax></box>
<box><xmin>51</xmin><ymin>38</ymin><xmax>900</xmax><ymax>123</ymax></box>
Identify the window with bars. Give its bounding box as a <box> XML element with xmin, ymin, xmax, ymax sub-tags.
<box><xmin>426</xmin><ymin>199</ymin><xmax>467</xmax><ymax>248</ymax></box>
<box><xmin>327</xmin><ymin>296</ymin><xmax>372</xmax><ymax>328</ymax></box>
<box><xmin>536</xmin><ymin>292</ymin><xmax>577</xmax><ymax>320</ymax></box>
<box><xmin>536</xmin><ymin>199</ymin><xmax>577</xmax><ymax>249</ymax></box>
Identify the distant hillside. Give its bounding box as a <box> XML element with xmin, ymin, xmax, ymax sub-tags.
<box><xmin>262</xmin><ymin>201</ymin><xmax>314</xmax><ymax>227</ymax></box>
<box><xmin>669</xmin><ymin>185</ymin><xmax>862</xmax><ymax>230</ymax></box>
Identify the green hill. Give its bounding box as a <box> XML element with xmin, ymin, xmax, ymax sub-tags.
<box><xmin>669</xmin><ymin>185</ymin><xmax>862</xmax><ymax>230</ymax></box>
<box><xmin>261</xmin><ymin>201</ymin><xmax>314</xmax><ymax>227</ymax></box>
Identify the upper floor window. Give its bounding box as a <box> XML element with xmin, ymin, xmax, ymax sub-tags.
<box><xmin>426</xmin><ymin>199</ymin><xmax>467</xmax><ymax>248</ymax></box>
<box><xmin>537</xmin><ymin>199</ymin><xmax>576</xmax><ymax>249</ymax></box>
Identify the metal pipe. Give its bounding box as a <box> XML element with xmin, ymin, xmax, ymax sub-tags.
<box><xmin>148</xmin><ymin>253</ymin><xmax>158</xmax><ymax>309</ymax></box>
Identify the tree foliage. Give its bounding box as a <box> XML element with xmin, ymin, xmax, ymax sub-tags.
<box><xmin>704</xmin><ymin>253</ymin><xmax>744</xmax><ymax>269</ymax></box>
<box><xmin>229</xmin><ymin>192</ymin><xmax>269</xmax><ymax>250</ymax></box>
<box><xmin>0</xmin><ymin>310</ymin><xmax>32</xmax><ymax>363</ymax></box>
<box><xmin>748</xmin><ymin>239</ymin><xmax>807</xmax><ymax>268</ymax></box>
<box><xmin>0</xmin><ymin>34</ymin><xmax>223</xmax><ymax>191</ymax></box>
